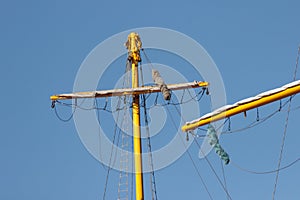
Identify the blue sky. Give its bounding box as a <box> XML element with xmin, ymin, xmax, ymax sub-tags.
<box><xmin>1</xmin><ymin>0</ymin><xmax>300</xmax><ymax>199</ymax></box>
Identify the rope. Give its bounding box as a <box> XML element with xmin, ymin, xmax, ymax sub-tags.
<box><xmin>166</xmin><ymin>90</ymin><xmax>231</xmax><ymax>199</ymax></box>
<box><xmin>142</xmin><ymin>50</ymin><xmax>217</xmax><ymax>199</ymax></box>
<box><xmin>140</xmin><ymin>55</ymin><xmax>158</xmax><ymax>200</ymax></box>
<box><xmin>293</xmin><ymin>46</ymin><xmax>300</xmax><ymax>80</ymax></box>
<box><xmin>165</xmin><ymin>106</ymin><xmax>214</xmax><ymax>200</ymax></box>
<box><xmin>232</xmin><ymin>157</ymin><xmax>300</xmax><ymax>175</ymax></box>
<box><xmin>142</xmin><ymin>94</ymin><xmax>158</xmax><ymax>200</ymax></box>
<box><xmin>186</xmin><ymin>147</ymin><xmax>214</xmax><ymax>200</ymax></box>
<box><xmin>53</xmin><ymin>88</ymin><xmax>205</xmax><ymax>114</ymax></box>
<box><xmin>220</xmin><ymin>99</ymin><xmax>291</xmax><ymax>135</ymax></box>
<box><xmin>145</xmin><ymin>89</ymin><xmax>205</xmax><ymax>110</ymax></box>
<box><xmin>272</xmin><ymin>45</ymin><xmax>300</xmax><ymax>200</ymax></box>
<box><xmin>117</xmin><ymin>69</ymin><xmax>131</xmax><ymax>200</ymax></box>
<box><xmin>194</xmin><ymin>138</ymin><xmax>233</xmax><ymax>200</ymax></box>
<box><xmin>54</xmin><ymin>102</ymin><xmax>76</xmax><ymax>122</ymax></box>
<box><xmin>95</xmin><ymin>99</ymin><xmax>106</xmax><ymax>170</ymax></box>
<box><xmin>166</xmin><ymin>84</ymin><xmax>232</xmax><ymax>199</ymax></box>
<box><xmin>220</xmin><ymin>159</ymin><xmax>230</xmax><ymax>200</ymax></box>
<box><xmin>102</xmin><ymin>95</ymin><xmax>123</xmax><ymax>200</ymax></box>
<box><xmin>140</xmin><ymin>58</ymin><xmax>145</xmax><ymax>87</ymax></box>
<box><xmin>141</xmin><ymin>49</ymin><xmax>154</xmax><ymax>70</ymax></box>
<box><xmin>103</xmin><ymin>65</ymin><xmax>130</xmax><ymax>200</ymax></box>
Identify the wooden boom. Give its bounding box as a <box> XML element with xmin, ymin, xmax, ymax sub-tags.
<box><xmin>50</xmin><ymin>81</ymin><xmax>208</xmax><ymax>100</ymax></box>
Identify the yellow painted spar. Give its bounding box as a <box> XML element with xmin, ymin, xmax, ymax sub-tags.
<box><xmin>182</xmin><ymin>80</ymin><xmax>300</xmax><ymax>132</ymax></box>
<box><xmin>132</xmin><ymin>60</ymin><xmax>144</xmax><ymax>200</ymax></box>
<box><xmin>128</xmin><ymin>32</ymin><xmax>144</xmax><ymax>200</ymax></box>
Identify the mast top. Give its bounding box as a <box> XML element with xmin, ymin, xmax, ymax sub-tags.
<box><xmin>125</xmin><ymin>32</ymin><xmax>142</xmax><ymax>53</ymax></box>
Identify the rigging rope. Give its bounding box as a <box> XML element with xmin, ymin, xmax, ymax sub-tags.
<box><xmin>166</xmin><ymin>87</ymin><xmax>232</xmax><ymax>199</ymax></box>
<box><xmin>165</xmin><ymin>105</ymin><xmax>214</xmax><ymax>200</ymax></box>
<box><xmin>194</xmin><ymin>138</ymin><xmax>233</xmax><ymax>200</ymax></box>
<box><xmin>140</xmin><ymin>49</ymin><xmax>220</xmax><ymax>199</ymax></box>
<box><xmin>95</xmin><ymin>99</ymin><xmax>106</xmax><ymax>170</ymax></box>
<box><xmin>102</xmin><ymin>96</ymin><xmax>122</xmax><ymax>200</ymax></box>
<box><xmin>220</xmin><ymin>159</ymin><xmax>230</xmax><ymax>200</ymax></box>
<box><xmin>142</xmin><ymin>47</ymin><xmax>215</xmax><ymax>198</ymax></box>
<box><xmin>165</xmin><ymin>83</ymin><xmax>232</xmax><ymax>199</ymax></box>
<box><xmin>102</xmin><ymin>94</ymin><xmax>123</xmax><ymax>200</ymax></box>
<box><xmin>53</xmin><ymin>88</ymin><xmax>205</xmax><ymax>114</ymax></box>
<box><xmin>232</xmin><ymin>157</ymin><xmax>300</xmax><ymax>175</ymax></box>
<box><xmin>103</xmin><ymin>66</ymin><xmax>130</xmax><ymax>200</ymax></box>
<box><xmin>140</xmin><ymin>56</ymin><xmax>158</xmax><ymax>200</ymax></box>
<box><xmin>142</xmin><ymin>94</ymin><xmax>159</xmax><ymax>200</ymax></box>
<box><xmin>141</xmin><ymin>49</ymin><xmax>154</xmax><ymax>70</ymax></box>
<box><xmin>191</xmin><ymin>98</ymin><xmax>291</xmax><ymax>136</ymax></box>
<box><xmin>272</xmin><ymin>45</ymin><xmax>300</xmax><ymax>200</ymax></box>
<box><xmin>118</xmin><ymin>69</ymin><xmax>131</xmax><ymax>200</ymax></box>
<box><xmin>54</xmin><ymin>102</ymin><xmax>76</xmax><ymax>122</ymax></box>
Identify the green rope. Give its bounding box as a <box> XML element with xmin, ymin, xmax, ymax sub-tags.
<box><xmin>207</xmin><ymin>125</ymin><xmax>230</xmax><ymax>165</ymax></box>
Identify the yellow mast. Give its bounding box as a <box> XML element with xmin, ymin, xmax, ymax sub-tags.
<box><xmin>50</xmin><ymin>32</ymin><xmax>208</xmax><ymax>199</ymax></box>
<box><xmin>126</xmin><ymin>32</ymin><xmax>144</xmax><ymax>200</ymax></box>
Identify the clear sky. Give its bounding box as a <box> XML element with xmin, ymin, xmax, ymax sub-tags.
<box><xmin>1</xmin><ymin>0</ymin><xmax>300</xmax><ymax>199</ymax></box>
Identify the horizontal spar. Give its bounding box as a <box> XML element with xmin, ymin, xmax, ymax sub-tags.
<box><xmin>182</xmin><ymin>80</ymin><xmax>300</xmax><ymax>132</ymax></box>
<box><xmin>50</xmin><ymin>81</ymin><xmax>208</xmax><ymax>100</ymax></box>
